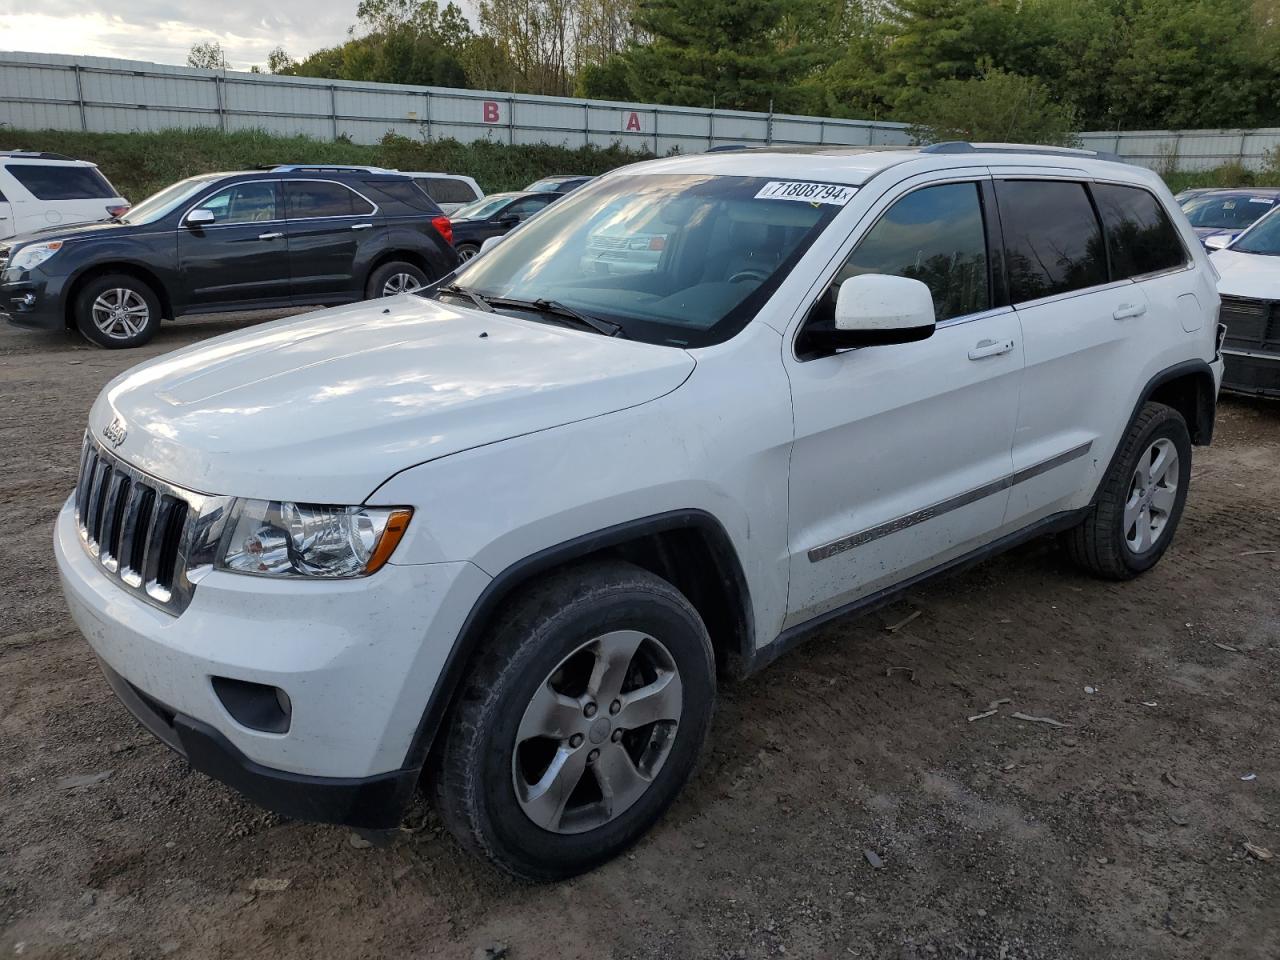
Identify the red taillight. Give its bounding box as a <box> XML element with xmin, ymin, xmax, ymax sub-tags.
<box><xmin>106</xmin><ymin>204</ymin><xmax>130</xmax><ymax>219</ymax></box>
<box><xmin>431</xmin><ymin>215</ymin><xmax>453</xmax><ymax>246</ymax></box>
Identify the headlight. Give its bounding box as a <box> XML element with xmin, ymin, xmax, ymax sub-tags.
<box><xmin>9</xmin><ymin>241</ymin><xmax>64</xmax><ymax>272</ymax></box>
<box><xmin>216</xmin><ymin>500</ymin><xmax>412</xmax><ymax>578</ymax></box>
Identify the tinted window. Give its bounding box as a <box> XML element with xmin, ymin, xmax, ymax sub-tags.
<box><xmin>284</xmin><ymin>181</ymin><xmax>375</xmax><ymax>218</ymax></box>
<box><xmin>1093</xmin><ymin>184</ymin><xmax>1186</xmax><ymax>278</ymax></box>
<box><xmin>7</xmin><ymin>164</ymin><xmax>116</xmax><ymax>200</ymax></box>
<box><xmin>194</xmin><ymin>182</ymin><xmax>278</xmax><ymax>224</ymax></box>
<box><xmin>997</xmin><ymin>180</ymin><xmax>1107</xmax><ymax>301</ymax></box>
<box><xmin>826</xmin><ymin>182</ymin><xmax>990</xmax><ymax>323</ymax></box>
<box><xmin>507</xmin><ymin>195</ymin><xmax>555</xmax><ymax>220</ymax></box>
<box><xmin>421</xmin><ymin>177</ymin><xmax>478</xmax><ymax>204</ymax></box>
<box><xmin>368</xmin><ymin>180</ymin><xmax>433</xmax><ymax>211</ymax></box>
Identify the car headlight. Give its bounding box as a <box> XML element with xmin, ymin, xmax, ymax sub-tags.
<box><xmin>216</xmin><ymin>500</ymin><xmax>412</xmax><ymax>578</ymax></box>
<box><xmin>9</xmin><ymin>241</ymin><xmax>64</xmax><ymax>272</ymax></box>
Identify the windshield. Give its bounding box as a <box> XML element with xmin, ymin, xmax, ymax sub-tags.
<box><xmin>438</xmin><ymin>173</ymin><xmax>848</xmax><ymax>347</ymax></box>
<box><xmin>123</xmin><ymin>175</ymin><xmax>223</xmax><ymax>224</ymax></box>
<box><xmin>1181</xmin><ymin>193</ymin><xmax>1276</xmax><ymax>230</ymax></box>
<box><xmin>453</xmin><ymin>195</ymin><xmax>515</xmax><ymax>219</ymax></box>
<box><xmin>1232</xmin><ymin>208</ymin><xmax>1280</xmax><ymax>256</ymax></box>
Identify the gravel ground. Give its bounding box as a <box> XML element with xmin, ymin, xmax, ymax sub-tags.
<box><xmin>1</xmin><ymin>312</ymin><xmax>1278</xmax><ymax>960</ymax></box>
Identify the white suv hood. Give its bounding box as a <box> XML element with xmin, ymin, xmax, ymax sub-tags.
<box><xmin>1211</xmin><ymin>248</ymin><xmax>1280</xmax><ymax>299</ymax></box>
<box><xmin>91</xmin><ymin>296</ymin><xmax>695</xmax><ymax>503</ymax></box>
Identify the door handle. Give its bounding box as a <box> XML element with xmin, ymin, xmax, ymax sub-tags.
<box><xmin>258</xmin><ymin>231</ymin><xmax>283</xmax><ymax>240</ymax></box>
<box><xmin>967</xmin><ymin>338</ymin><xmax>1015</xmax><ymax>360</ymax></box>
<box><xmin>351</xmin><ymin>223</ymin><xmax>374</xmax><ymax>231</ymax></box>
<box><xmin>1113</xmin><ymin>302</ymin><xmax>1147</xmax><ymax>320</ymax></box>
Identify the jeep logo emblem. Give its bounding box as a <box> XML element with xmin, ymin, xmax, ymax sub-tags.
<box><xmin>103</xmin><ymin>417</ymin><xmax>127</xmax><ymax>448</ymax></box>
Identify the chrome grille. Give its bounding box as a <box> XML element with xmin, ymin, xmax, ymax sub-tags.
<box><xmin>1220</xmin><ymin>295</ymin><xmax>1278</xmax><ymax>352</ymax></box>
<box><xmin>73</xmin><ymin>434</ymin><xmax>228</xmax><ymax>616</ymax></box>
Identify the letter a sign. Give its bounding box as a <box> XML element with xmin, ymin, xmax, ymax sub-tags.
<box><xmin>625</xmin><ymin>111</ymin><xmax>642</xmax><ymax>132</ymax></box>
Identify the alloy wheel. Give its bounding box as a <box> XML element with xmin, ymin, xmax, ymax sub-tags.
<box><xmin>512</xmin><ymin>630</ymin><xmax>683</xmax><ymax>835</ymax></box>
<box><xmin>381</xmin><ymin>272</ymin><xmax>423</xmax><ymax>295</ymax></box>
<box><xmin>1124</xmin><ymin>437</ymin><xmax>1179</xmax><ymax>553</ymax></box>
<box><xmin>91</xmin><ymin>288</ymin><xmax>149</xmax><ymax>340</ymax></box>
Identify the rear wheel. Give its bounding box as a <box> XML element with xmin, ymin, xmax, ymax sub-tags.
<box><xmin>365</xmin><ymin>261</ymin><xmax>427</xmax><ymax>299</ymax></box>
<box><xmin>73</xmin><ymin>274</ymin><xmax>161</xmax><ymax>349</ymax></box>
<box><xmin>456</xmin><ymin>243</ymin><xmax>480</xmax><ymax>262</ymax></box>
<box><xmin>1064</xmin><ymin>402</ymin><xmax>1192</xmax><ymax>579</ymax></box>
<box><xmin>433</xmin><ymin>561</ymin><xmax>716</xmax><ymax>881</ymax></box>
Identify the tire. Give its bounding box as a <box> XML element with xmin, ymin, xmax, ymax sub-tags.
<box><xmin>73</xmin><ymin>273</ymin><xmax>162</xmax><ymax>349</ymax></box>
<box><xmin>1064</xmin><ymin>401</ymin><xmax>1192</xmax><ymax>580</ymax></box>
<box><xmin>365</xmin><ymin>261</ymin><xmax>428</xmax><ymax>299</ymax></box>
<box><xmin>456</xmin><ymin>243</ymin><xmax>480</xmax><ymax>262</ymax></box>
<box><xmin>433</xmin><ymin>560</ymin><xmax>716</xmax><ymax>881</ymax></box>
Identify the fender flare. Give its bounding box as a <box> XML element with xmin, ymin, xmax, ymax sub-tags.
<box><xmin>397</xmin><ymin>508</ymin><xmax>753</xmax><ymax>774</ymax></box>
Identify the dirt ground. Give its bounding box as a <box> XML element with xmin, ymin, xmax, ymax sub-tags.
<box><xmin>1</xmin><ymin>313</ymin><xmax>1277</xmax><ymax>960</ymax></box>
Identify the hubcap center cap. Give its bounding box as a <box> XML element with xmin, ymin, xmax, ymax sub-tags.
<box><xmin>588</xmin><ymin>716</ymin><xmax>612</xmax><ymax>745</ymax></box>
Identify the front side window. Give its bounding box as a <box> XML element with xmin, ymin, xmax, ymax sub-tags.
<box><xmin>507</xmin><ymin>195</ymin><xmax>555</xmax><ymax>220</ymax></box>
<box><xmin>1093</xmin><ymin>183</ymin><xmax>1186</xmax><ymax>278</ymax></box>
<box><xmin>816</xmin><ymin>182</ymin><xmax>990</xmax><ymax>325</ymax></box>
<box><xmin>1232</xmin><ymin>208</ymin><xmax>1280</xmax><ymax>256</ymax></box>
<box><xmin>7</xmin><ymin>164</ymin><xmax>117</xmax><ymax>200</ymax></box>
<box><xmin>997</xmin><ymin>180</ymin><xmax>1107</xmax><ymax>302</ymax></box>
<box><xmin>194</xmin><ymin>182</ymin><xmax>279</xmax><ymax>224</ymax></box>
<box><xmin>284</xmin><ymin>181</ymin><xmax>375</xmax><ymax>219</ymax></box>
<box><xmin>443</xmin><ymin>174</ymin><xmax>845</xmax><ymax>347</ymax></box>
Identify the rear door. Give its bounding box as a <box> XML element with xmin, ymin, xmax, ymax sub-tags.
<box><xmin>177</xmin><ymin>179</ymin><xmax>292</xmax><ymax>308</ymax></box>
<box><xmin>283</xmin><ymin>179</ymin><xmax>379</xmax><ymax>302</ymax></box>
<box><xmin>992</xmin><ymin>173</ymin><xmax>1150</xmax><ymax>525</ymax></box>
<box><xmin>783</xmin><ymin>175</ymin><xmax>1024</xmax><ymax>627</ymax></box>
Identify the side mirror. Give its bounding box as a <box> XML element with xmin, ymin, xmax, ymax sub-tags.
<box><xmin>479</xmin><ymin>235</ymin><xmax>504</xmax><ymax>254</ymax></box>
<box><xmin>807</xmin><ymin>274</ymin><xmax>937</xmax><ymax>350</ymax></box>
<box><xmin>1203</xmin><ymin>233</ymin><xmax>1233</xmax><ymax>251</ymax></box>
<box><xmin>186</xmin><ymin>208</ymin><xmax>216</xmax><ymax>227</ymax></box>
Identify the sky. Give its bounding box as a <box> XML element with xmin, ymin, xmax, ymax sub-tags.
<box><xmin>0</xmin><ymin>0</ymin><xmax>477</xmax><ymax>72</ymax></box>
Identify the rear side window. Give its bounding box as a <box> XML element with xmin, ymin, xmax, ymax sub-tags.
<box><xmin>284</xmin><ymin>181</ymin><xmax>375</xmax><ymax>218</ymax></box>
<box><xmin>996</xmin><ymin>180</ymin><xmax>1107</xmax><ymax>302</ymax></box>
<box><xmin>831</xmin><ymin>182</ymin><xmax>991</xmax><ymax>322</ymax></box>
<box><xmin>420</xmin><ymin>177</ymin><xmax>478</xmax><ymax>204</ymax></box>
<box><xmin>1092</xmin><ymin>183</ymin><xmax>1186</xmax><ymax>278</ymax></box>
<box><xmin>7</xmin><ymin>164</ymin><xmax>117</xmax><ymax>200</ymax></box>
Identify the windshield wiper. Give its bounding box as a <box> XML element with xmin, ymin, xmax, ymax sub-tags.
<box><xmin>437</xmin><ymin>284</ymin><xmax>494</xmax><ymax>312</ymax></box>
<box><xmin>489</xmin><ymin>296</ymin><xmax>624</xmax><ymax>338</ymax></box>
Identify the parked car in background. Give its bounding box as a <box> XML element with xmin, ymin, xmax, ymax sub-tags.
<box><xmin>56</xmin><ymin>143</ymin><xmax>1222</xmax><ymax>881</ymax></box>
<box><xmin>1179</xmin><ymin>188</ymin><xmax>1280</xmax><ymax>247</ymax></box>
<box><xmin>402</xmin><ymin>173</ymin><xmax>483</xmax><ymax>214</ymax></box>
<box><xmin>0</xmin><ymin>151</ymin><xmax>128</xmax><ymax>240</ymax></box>
<box><xmin>525</xmin><ymin>175</ymin><xmax>593</xmax><ymax>195</ymax></box>
<box><xmin>450</xmin><ymin>191</ymin><xmax>560</xmax><ymax>260</ymax></box>
<box><xmin>1</xmin><ymin>168</ymin><xmax>456</xmax><ymax>348</ymax></box>
<box><xmin>1210</xmin><ymin>205</ymin><xmax>1280</xmax><ymax>397</ymax></box>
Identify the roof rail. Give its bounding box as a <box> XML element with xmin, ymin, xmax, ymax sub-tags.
<box><xmin>268</xmin><ymin>163</ymin><xmax>398</xmax><ymax>173</ymax></box>
<box><xmin>920</xmin><ymin>141</ymin><xmax>1123</xmax><ymax>163</ymax></box>
<box><xmin>0</xmin><ymin>150</ymin><xmax>77</xmax><ymax>161</ymax></box>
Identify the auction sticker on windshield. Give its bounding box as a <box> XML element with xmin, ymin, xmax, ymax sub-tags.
<box><xmin>755</xmin><ymin>181</ymin><xmax>857</xmax><ymax>205</ymax></box>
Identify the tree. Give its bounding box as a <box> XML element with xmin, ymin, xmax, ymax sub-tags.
<box><xmin>907</xmin><ymin>67</ymin><xmax>1079</xmax><ymax>146</ymax></box>
<box><xmin>187</xmin><ymin>40</ymin><xmax>228</xmax><ymax>70</ymax></box>
<box><xmin>267</xmin><ymin>46</ymin><xmax>298</xmax><ymax>75</ymax></box>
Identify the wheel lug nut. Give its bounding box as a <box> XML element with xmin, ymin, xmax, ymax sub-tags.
<box><xmin>569</xmin><ymin>733</ymin><xmax>584</xmax><ymax>748</ymax></box>
<box><xmin>611</xmin><ymin>729</ymin><xmax>623</xmax><ymax>743</ymax></box>
<box><xmin>583</xmin><ymin>702</ymin><xmax>597</xmax><ymax>718</ymax></box>
<box><xmin>587</xmin><ymin>748</ymin><xmax>600</xmax><ymax>763</ymax></box>
<box><xmin>609</xmin><ymin>699</ymin><xmax>621</xmax><ymax>715</ymax></box>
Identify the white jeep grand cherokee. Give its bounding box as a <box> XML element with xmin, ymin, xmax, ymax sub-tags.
<box><xmin>56</xmin><ymin>143</ymin><xmax>1224</xmax><ymax>880</ymax></box>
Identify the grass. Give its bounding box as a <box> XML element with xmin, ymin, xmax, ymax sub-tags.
<box><xmin>2</xmin><ymin>128</ymin><xmax>652</xmax><ymax>202</ymax></box>
<box><xmin>5</xmin><ymin>125</ymin><xmax>1279</xmax><ymax>205</ymax></box>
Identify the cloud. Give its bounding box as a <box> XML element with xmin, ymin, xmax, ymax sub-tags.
<box><xmin>0</xmin><ymin>1</ymin><xmax>477</xmax><ymax>71</ymax></box>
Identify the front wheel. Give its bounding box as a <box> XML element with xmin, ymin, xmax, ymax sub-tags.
<box><xmin>1064</xmin><ymin>401</ymin><xmax>1192</xmax><ymax>579</ymax></box>
<box><xmin>73</xmin><ymin>274</ymin><xmax>162</xmax><ymax>349</ymax></box>
<box><xmin>433</xmin><ymin>561</ymin><xmax>716</xmax><ymax>881</ymax></box>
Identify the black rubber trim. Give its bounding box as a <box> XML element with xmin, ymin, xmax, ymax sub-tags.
<box><xmin>97</xmin><ymin>659</ymin><xmax>415</xmax><ymax>829</ymax></box>
<box><xmin>398</xmin><ymin>509</ymin><xmax>753</xmax><ymax>772</ymax></box>
<box><xmin>745</xmin><ymin>507</ymin><xmax>1088</xmax><ymax>675</ymax></box>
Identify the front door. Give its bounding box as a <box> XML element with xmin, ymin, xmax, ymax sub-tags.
<box><xmin>177</xmin><ymin>180</ymin><xmax>290</xmax><ymax>308</ymax></box>
<box><xmin>783</xmin><ymin>178</ymin><xmax>1024</xmax><ymax>628</ymax></box>
<box><xmin>283</xmin><ymin>179</ymin><xmax>379</xmax><ymax>303</ymax></box>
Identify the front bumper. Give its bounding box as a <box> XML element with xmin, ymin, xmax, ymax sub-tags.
<box><xmin>1</xmin><ymin>269</ymin><xmax>65</xmax><ymax>329</ymax></box>
<box><xmin>1222</xmin><ymin>348</ymin><xmax>1280</xmax><ymax>398</ymax></box>
<box><xmin>55</xmin><ymin>497</ymin><xmax>490</xmax><ymax>826</ymax></box>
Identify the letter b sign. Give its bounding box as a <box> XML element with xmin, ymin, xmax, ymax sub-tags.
<box><xmin>483</xmin><ymin>101</ymin><xmax>500</xmax><ymax>124</ymax></box>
